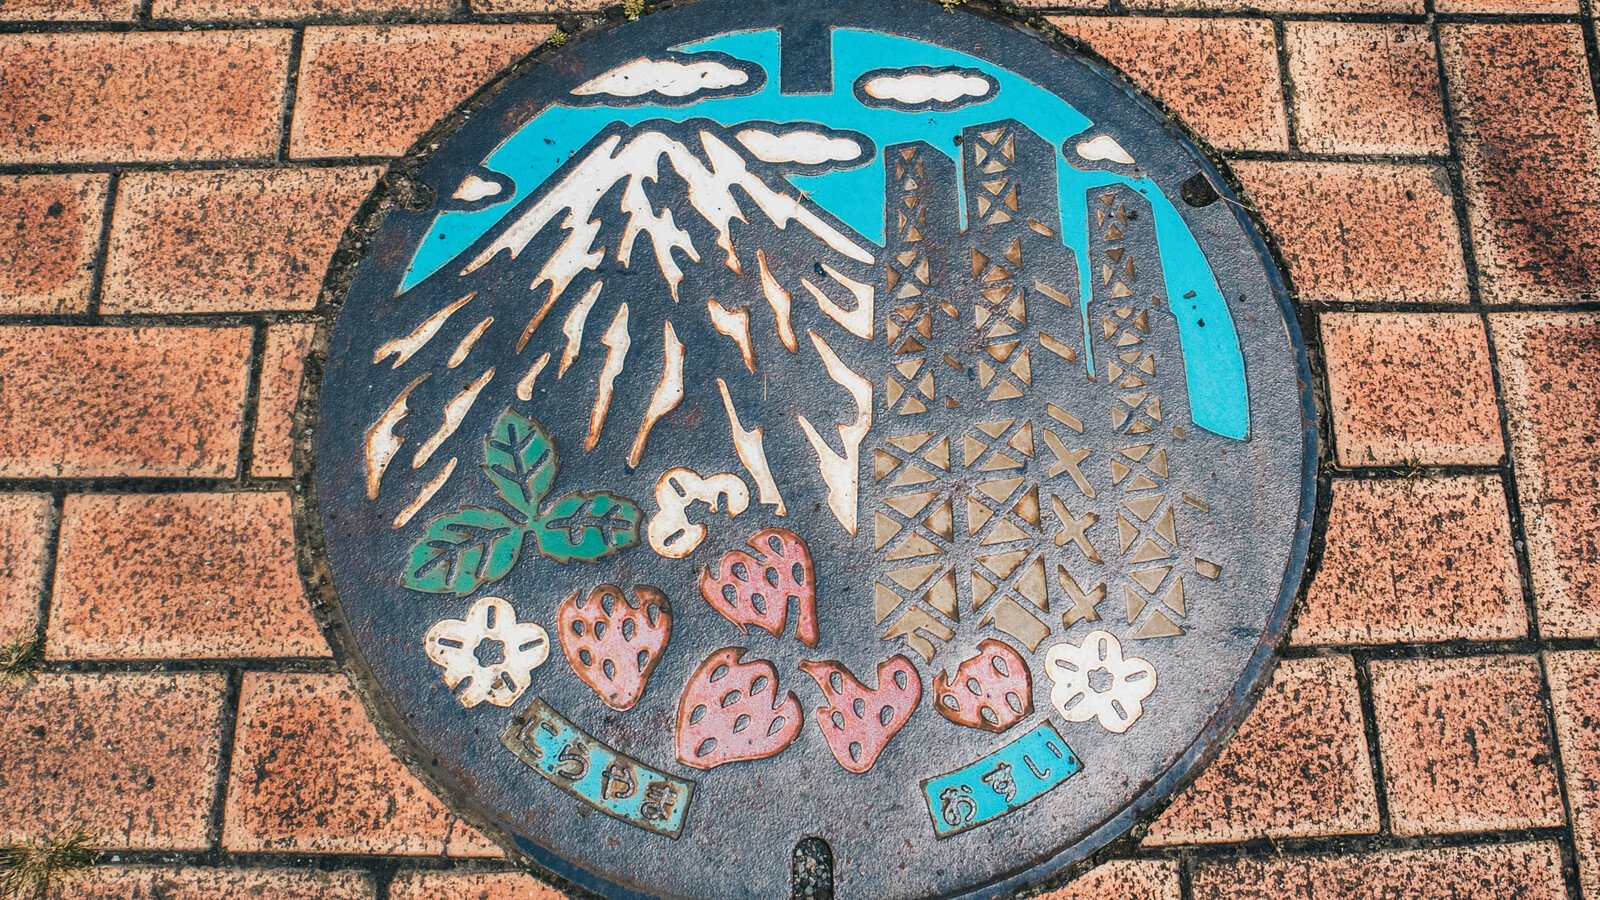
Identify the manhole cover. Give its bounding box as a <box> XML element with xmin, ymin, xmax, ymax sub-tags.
<box><xmin>304</xmin><ymin>1</ymin><xmax>1319</xmax><ymax>897</ymax></box>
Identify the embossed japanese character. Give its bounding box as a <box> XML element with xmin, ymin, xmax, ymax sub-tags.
<box><xmin>641</xmin><ymin>780</ymin><xmax>680</xmax><ymax>822</ymax></box>
<box><xmin>555</xmin><ymin>740</ymin><xmax>589</xmax><ymax>780</ymax></box>
<box><xmin>981</xmin><ymin>761</ymin><xmax>1018</xmax><ymax>802</ymax></box>
<box><xmin>601</xmin><ymin>762</ymin><xmax>637</xmax><ymax>800</ymax></box>
<box><xmin>939</xmin><ymin>784</ymin><xmax>977</xmax><ymax>828</ymax></box>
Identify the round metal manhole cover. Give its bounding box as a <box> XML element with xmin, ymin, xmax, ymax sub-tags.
<box><xmin>304</xmin><ymin>1</ymin><xmax>1319</xmax><ymax>896</ymax></box>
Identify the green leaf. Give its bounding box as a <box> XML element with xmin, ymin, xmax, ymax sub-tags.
<box><xmin>483</xmin><ymin>409</ymin><xmax>558</xmax><ymax>519</ymax></box>
<box><xmin>532</xmin><ymin>491</ymin><xmax>641</xmax><ymax>564</ymax></box>
<box><xmin>402</xmin><ymin>507</ymin><xmax>526</xmax><ymax>595</ymax></box>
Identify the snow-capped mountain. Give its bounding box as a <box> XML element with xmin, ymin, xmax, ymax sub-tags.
<box><xmin>366</xmin><ymin>121</ymin><xmax>884</xmax><ymax>543</ymax></box>
<box><xmin>461</xmin><ymin>125</ymin><xmax>876</xmax><ymax>308</ymax></box>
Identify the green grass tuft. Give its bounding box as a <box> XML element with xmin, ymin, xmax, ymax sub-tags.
<box><xmin>0</xmin><ymin>632</ymin><xmax>42</xmax><ymax>686</ymax></box>
<box><xmin>0</xmin><ymin>830</ymin><xmax>98</xmax><ymax>899</ymax></box>
<box><xmin>623</xmin><ymin>0</ymin><xmax>646</xmax><ymax>19</ymax></box>
<box><xmin>547</xmin><ymin>28</ymin><xmax>569</xmax><ymax>47</ymax></box>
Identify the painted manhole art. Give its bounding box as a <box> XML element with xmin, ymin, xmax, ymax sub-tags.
<box><xmin>307</xmin><ymin>1</ymin><xmax>1318</xmax><ymax>897</ymax></box>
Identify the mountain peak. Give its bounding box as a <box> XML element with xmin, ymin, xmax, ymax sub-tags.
<box><xmin>460</xmin><ymin>123</ymin><xmax>876</xmax><ymax>306</ymax></box>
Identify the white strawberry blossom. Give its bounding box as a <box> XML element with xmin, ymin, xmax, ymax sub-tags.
<box><xmin>1045</xmin><ymin>630</ymin><xmax>1157</xmax><ymax>734</ymax></box>
<box><xmin>425</xmin><ymin>596</ymin><xmax>550</xmax><ymax>709</ymax></box>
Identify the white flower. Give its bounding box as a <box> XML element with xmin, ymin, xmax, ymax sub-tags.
<box><xmin>1045</xmin><ymin>630</ymin><xmax>1157</xmax><ymax>734</ymax></box>
<box><xmin>425</xmin><ymin>596</ymin><xmax>550</xmax><ymax>709</ymax></box>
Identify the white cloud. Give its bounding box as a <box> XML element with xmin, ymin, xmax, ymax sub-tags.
<box><xmin>858</xmin><ymin>67</ymin><xmax>995</xmax><ymax>108</ymax></box>
<box><xmin>452</xmin><ymin>174</ymin><xmax>504</xmax><ymax>202</ymax></box>
<box><xmin>1075</xmin><ymin>135</ymin><xmax>1136</xmax><ymax>165</ymax></box>
<box><xmin>572</xmin><ymin>56</ymin><xmax>750</xmax><ymax>99</ymax></box>
<box><xmin>735</xmin><ymin>127</ymin><xmax>865</xmax><ymax>166</ymax></box>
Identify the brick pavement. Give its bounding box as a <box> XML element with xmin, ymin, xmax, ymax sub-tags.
<box><xmin>0</xmin><ymin>0</ymin><xmax>1596</xmax><ymax>897</ymax></box>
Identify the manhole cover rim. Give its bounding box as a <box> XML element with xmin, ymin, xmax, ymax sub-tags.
<box><xmin>292</xmin><ymin>1</ymin><xmax>1323</xmax><ymax>896</ymax></box>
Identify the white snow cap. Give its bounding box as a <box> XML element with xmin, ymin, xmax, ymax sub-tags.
<box><xmin>1075</xmin><ymin>134</ymin><xmax>1136</xmax><ymax>165</ymax></box>
<box><xmin>452</xmin><ymin>174</ymin><xmax>504</xmax><ymax>202</ymax></box>
<box><xmin>859</xmin><ymin>67</ymin><xmax>995</xmax><ymax>108</ymax></box>
<box><xmin>572</xmin><ymin>56</ymin><xmax>751</xmax><ymax>99</ymax></box>
<box><xmin>735</xmin><ymin>127</ymin><xmax>865</xmax><ymax>166</ymax></box>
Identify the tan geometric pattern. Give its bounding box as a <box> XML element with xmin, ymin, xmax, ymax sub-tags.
<box><xmin>1090</xmin><ymin>187</ymin><xmax>1211</xmax><ymax>641</ymax></box>
<box><xmin>873</xmin><ymin>418</ymin><xmax>1055</xmax><ymax>659</ymax></box>
<box><xmin>967</xmin><ymin>124</ymin><xmax>1035</xmax><ymax>405</ymax></box>
<box><xmin>884</xmin><ymin>145</ymin><xmax>947</xmax><ymax>418</ymax></box>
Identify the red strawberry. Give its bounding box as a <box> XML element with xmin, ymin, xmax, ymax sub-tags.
<box><xmin>676</xmin><ymin>647</ymin><xmax>803</xmax><ymax>770</ymax></box>
<box><xmin>798</xmin><ymin>656</ymin><xmax>921</xmax><ymax>774</ymax></box>
<box><xmin>699</xmin><ymin>528</ymin><xmax>818</xmax><ymax>647</ymax></box>
<box><xmin>932</xmin><ymin>639</ymin><xmax>1033</xmax><ymax>733</ymax></box>
<box><xmin>557</xmin><ymin>584</ymin><xmax>672</xmax><ymax>711</ymax></box>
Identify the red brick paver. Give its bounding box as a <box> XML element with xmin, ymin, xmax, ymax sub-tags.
<box><xmin>1191</xmin><ymin>841</ymin><xmax>1567</xmax><ymax>900</ymax></box>
<box><xmin>1284</xmin><ymin>23</ymin><xmax>1448</xmax><ymax>157</ymax></box>
<box><xmin>1321</xmin><ymin>313</ymin><xmax>1502</xmax><ymax>467</ymax></box>
<box><xmin>1038</xmin><ymin>860</ymin><xmax>1181</xmax><ymax>900</ymax></box>
<box><xmin>1493</xmin><ymin>313</ymin><xmax>1600</xmax><ymax>639</ymax></box>
<box><xmin>152</xmin><ymin>0</ymin><xmax>450</xmax><ymax>20</ymax></box>
<box><xmin>0</xmin><ymin>31</ymin><xmax>291</xmax><ymax>164</ymax></box>
<box><xmin>290</xmin><ymin>25</ymin><xmax>552</xmax><ymax>158</ymax></box>
<box><xmin>103</xmin><ymin>168</ymin><xmax>381</xmax><ymax>314</ymax></box>
<box><xmin>1145</xmin><ymin>655</ymin><xmax>1379</xmax><ymax>844</ymax></box>
<box><xmin>0</xmin><ymin>673</ymin><xmax>226</xmax><ymax>850</ymax></box>
<box><xmin>1233</xmin><ymin>163</ymin><xmax>1467</xmax><ymax>305</ymax></box>
<box><xmin>0</xmin><ymin>327</ymin><xmax>253</xmax><ymax>479</ymax></box>
<box><xmin>1049</xmin><ymin>17</ymin><xmax>1287</xmax><ymax>153</ymax></box>
<box><xmin>1294</xmin><ymin>476</ymin><xmax>1524</xmax><ymax>646</ymax></box>
<box><xmin>253</xmin><ymin>324</ymin><xmax>319</xmax><ymax>479</ymax></box>
<box><xmin>46</xmin><ymin>866</ymin><xmax>373</xmax><ymax>900</ymax></box>
<box><xmin>469</xmin><ymin>0</ymin><xmax>607</xmax><ymax>11</ymax></box>
<box><xmin>0</xmin><ymin>0</ymin><xmax>136</xmax><ymax>21</ymax></box>
<box><xmin>1123</xmin><ymin>0</ymin><xmax>1417</xmax><ymax>13</ymax></box>
<box><xmin>1442</xmin><ymin>25</ymin><xmax>1600</xmax><ymax>303</ymax></box>
<box><xmin>48</xmin><ymin>492</ymin><xmax>325</xmax><ymax>660</ymax></box>
<box><xmin>1369</xmin><ymin>656</ymin><xmax>1564</xmax><ymax>836</ymax></box>
<box><xmin>1547</xmin><ymin>651</ymin><xmax>1600</xmax><ymax>898</ymax></box>
<box><xmin>0</xmin><ymin>493</ymin><xmax>52</xmax><ymax>641</ymax></box>
<box><xmin>0</xmin><ymin>174</ymin><xmax>110</xmax><ymax>315</ymax></box>
<box><xmin>388</xmin><ymin>871</ymin><xmax>566</xmax><ymax>900</ymax></box>
<box><xmin>223</xmin><ymin>672</ymin><xmax>495</xmax><ymax>855</ymax></box>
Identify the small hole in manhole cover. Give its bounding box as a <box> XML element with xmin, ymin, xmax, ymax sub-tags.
<box><xmin>791</xmin><ymin>837</ymin><xmax>834</xmax><ymax>900</ymax></box>
<box><xmin>1181</xmin><ymin>172</ymin><xmax>1220</xmax><ymax>207</ymax></box>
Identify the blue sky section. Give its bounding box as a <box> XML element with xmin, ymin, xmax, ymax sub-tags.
<box><xmin>398</xmin><ymin>29</ymin><xmax>1250</xmax><ymax>440</ymax></box>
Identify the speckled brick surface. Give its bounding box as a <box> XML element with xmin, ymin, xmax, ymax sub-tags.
<box><xmin>1493</xmin><ymin>313</ymin><xmax>1600</xmax><ymax>639</ymax></box>
<box><xmin>44</xmin><ymin>866</ymin><xmax>375</xmax><ymax>899</ymax></box>
<box><xmin>46</xmin><ymin>492</ymin><xmax>326</xmax><ymax>660</ymax></box>
<box><xmin>103</xmin><ymin>167</ymin><xmax>381</xmax><ymax>314</ymax></box>
<box><xmin>1294</xmin><ymin>476</ymin><xmax>1525</xmax><ymax>645</ymax></box>
<box><xmin>0</xmin><ymin>2</ymin><xmax>1592</xmax><ymax>897</ymax></box>
<box><xmin>1443</xmin><ymin>24</ymin><xmax>1600</xmax><ymax>302</ymax></box>
<box><xmin>222</xmin><ymin>672</ymin><xmax>497</xmax><ymax>856</ymax></box>
<box><xmin>0</xmin><ymin>31</ymin><xmax>292</xmax><ymax>164</ymax></box>
<box><xmin>387</xmin><ymin>870</ymin><xmax>570</xmax><ymax>900</ymax></box>
<box><xmin>1233</xmin><ymin>162</ymin><xmax>1468</xmax><ymax>304</ymax></box>
<box><xmin>289</xmin><ymin>25</ymin><xmax>553</xmax><ymax>158</ymax></box>
<box><xmin>0</xmin><ymin>174</ymin><xmax>109</xmax><ymax>314</ymax></box>
<box><xmin>1369</xmin><ymin>655</ymin><xmax>1564</xmax><ymax>836</ymax></box>
<box><xmin>0</xmin><ymin>326</ymin><xmax>253</xmax><ymax>479</ymax></box>
<box><xmin>1190</xmin><ymin>841</ymin><xmax>1567</xmax><ymax>899</ymax></box>
<box><xmin>1321</xmin><ymin>313</ymin><xmax>1502</xmax><ymax>466</ymax></box>
<box><xmin>0</xmin><ymin>493</ymin><xmax>52</xmax><ymax>641</ymax></box>
<box><xmin>1049</xmin><ymin>16</ymin><xmax>1287</xmax><ymax>152</ymax></box>
<box><xmin>0</xmin><ymin>673</ymin><xmax>227</xmax><ymax>850</ymax></box>
<box><xmin>1283</xmin><ymin>23</ymin><xmax>1448</xmax><ymax>156</ymax></box>
<box><xmin>1144</xmin><ymin>655</ymin><xmax>1380</xmax><ymax>845</ymax></box>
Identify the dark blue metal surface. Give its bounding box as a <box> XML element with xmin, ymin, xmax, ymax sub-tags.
<box><xmin>299</xmin><ymin>2</ymin><xmax>1320</xmax><ymax>896</ymax></box>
